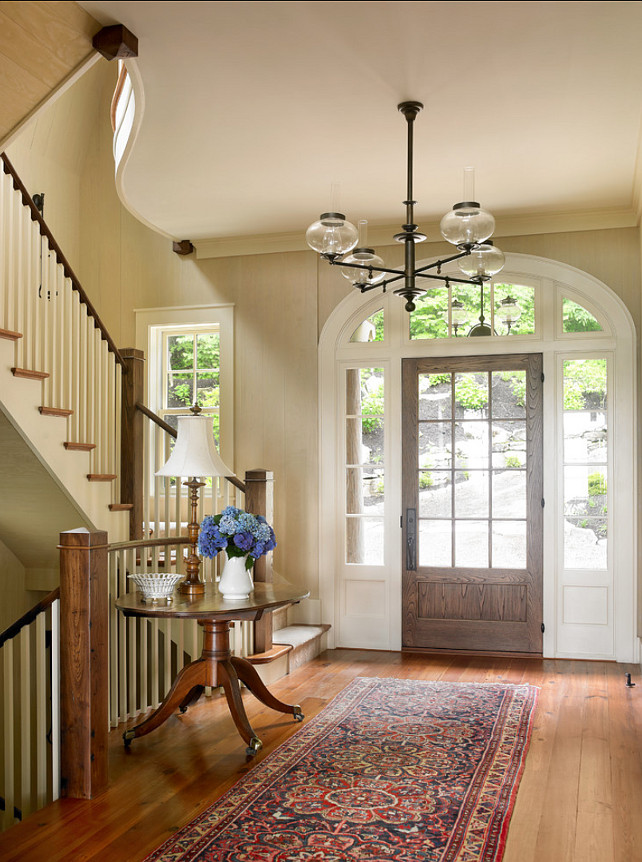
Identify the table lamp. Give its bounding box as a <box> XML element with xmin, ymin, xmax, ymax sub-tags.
<box><xmin>156</xmin><ymin>404</ymin><xmax>234</xmax><ymax>596</ymax></box>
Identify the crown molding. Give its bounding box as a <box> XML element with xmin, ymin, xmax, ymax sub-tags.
<box><xmin>194</xmin><ymin>207</ymin><xmax>639</xmax><ymax>260</ymax></box>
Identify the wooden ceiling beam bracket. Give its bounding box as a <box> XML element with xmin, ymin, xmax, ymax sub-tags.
<box><xmin>93</xmin><ymin>25</ymin><xmax>139</xmax><ymax>61</ymax></box>
<box><xmin>173</xmin><ymin>240</ymin><xmax>195</xmax><ymax>256</ymax></box>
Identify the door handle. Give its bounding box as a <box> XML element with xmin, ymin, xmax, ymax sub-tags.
<box><xmin>406</xmin><ymin>507</ymin><xmax>417</xmax><ymax>570</ymax></box>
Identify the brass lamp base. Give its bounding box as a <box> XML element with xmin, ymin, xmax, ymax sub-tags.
<box><xmin>179</xmin><ymin>578</ymin><xmax>205</xmax><ymax>597</ymax></box>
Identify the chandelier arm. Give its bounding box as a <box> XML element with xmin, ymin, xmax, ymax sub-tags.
<box><xmin>378</xmin><ymin>272</ymin><xmax>406</xmax><ymax>288</ymax></box>
<box><xmin>414</xmin><ymin>272</ymin><xmax>485</xmax><ymax>286</ymax></box>
<box><xmin>414</xmin><ymin>251</ymin><xmax>472</xmax><ymax>274</ymax></box>
<box><xmin>327</xmin><ymin>259</ymin><xmax>405</xmax><ymax>277</ymax></box>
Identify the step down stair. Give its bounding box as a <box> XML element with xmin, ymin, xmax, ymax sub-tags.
<box><xmin>11</xmin><ymin>367</ymin><xmax>48</xmax><ymax>380</ymax></box>
<box><xmin>39</xmin><ymin>407</ymin><xmax>73</xmax><ymax>417</ymax></box>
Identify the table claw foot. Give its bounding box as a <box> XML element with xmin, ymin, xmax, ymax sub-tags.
<box><xmin>246</xmin><ymin>736</ymin><xmax>263</xmax><ymax>757</ymax></box>
<box><xmin>123</xmin><ymin>729</ymin><xmax>136</xmax><ymax>747</ymax></box>
<box><xmin>293</xmin><ymin>705</ymin><xmax>304</xmax><ymax>722</ymax></box>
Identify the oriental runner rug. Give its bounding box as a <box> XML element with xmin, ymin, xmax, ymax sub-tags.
<box><xmin>145</xmin><ymin>677</ymin><xmax>538</xmax><ymax>862</ymax></box>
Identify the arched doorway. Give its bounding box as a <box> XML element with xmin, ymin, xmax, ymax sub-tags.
<box><xmin>318</xmin><ymin>253</ymin><xmax>637</xmax><ymax>661</ymax></box>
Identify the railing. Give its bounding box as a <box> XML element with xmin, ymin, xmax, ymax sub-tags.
<box><xmin>0</xmin><ymin>153</ymin><xmax>123</xmax><ymax>493</ymax></box>
<box><xmin>0</xmin><ymin>590</ymin><xmax>60</xmax><ymax>832</ymax></box>
<box><xmin>0</xmin><ymin>151</ymin><xmax>281</xmax><ymax>828</ymax></box>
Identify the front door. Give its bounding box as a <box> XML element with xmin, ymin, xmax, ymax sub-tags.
<box><xmin>402</xmin><ymin>354</ymin><xmax>543</xmax><ymax>654</ymax></box>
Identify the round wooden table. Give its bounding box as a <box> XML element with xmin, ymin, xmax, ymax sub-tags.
<box><xmin>115</xmin><ymin>583</ymin><xmax>309</xmax><ymax>755</ymax></box>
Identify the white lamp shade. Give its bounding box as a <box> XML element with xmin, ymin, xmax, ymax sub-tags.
<box><xmin>156</xmin><ymin>414</ymin><xmax>234</xmax><ymax>478</ymax></box>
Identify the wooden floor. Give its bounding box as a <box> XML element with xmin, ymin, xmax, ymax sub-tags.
<box><xmin>1</xmin><ymin>650</ymin><xmax>641</xmax><ymax>861</ymax></box>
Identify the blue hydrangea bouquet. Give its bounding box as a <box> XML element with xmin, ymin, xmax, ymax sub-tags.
<box><xmin>198</xmin><ymin>506</ymin><xmax>277</xmax><ymax>571</ymax></box>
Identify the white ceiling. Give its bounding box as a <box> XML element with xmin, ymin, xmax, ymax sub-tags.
<box><xmin>79</xmin><ymin>1</ymin><xmax>642</xmax><ymax>242</ymax></box>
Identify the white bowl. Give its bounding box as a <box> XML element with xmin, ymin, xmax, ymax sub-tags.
<box><xmin>128</xmin><ymin>572</ymin><xmax>183</xmax><ymax>603</ymax></box>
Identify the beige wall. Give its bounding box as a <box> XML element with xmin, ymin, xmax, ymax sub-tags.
<box><xmin>5</xmin><ymin>59</ymin><xmax>641</xmax><ymax>615</ymax></box>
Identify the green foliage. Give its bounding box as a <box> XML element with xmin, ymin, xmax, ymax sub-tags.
<box><xmin>419</xmin><ymin>472</ymin><xmax>433</xmax><ymax>489</ymax></box>
<box><xmin>409</xmin><ymin>283</ymin><xmax>537</xmax><ymax>340</ymax></box>
<box><xmin>563</xmin><ymin>360</ymin><xmax>607</xmax><ymax>410</ymax></box>
<box><xmin>455</xmin><ymin>375</ymin><xmax>488</xmax><ymax>411</ymax></box>
<box><xmin>373</xmin><ymin>310</ymin><xmax>385</xmax><ymax>341</ymax></box>
<box><xmin>419</xmin><ymin>373</ymin><xmax>450</xmax><ymax>391</ymax></box>
<box><xmin>563</xmin><ymin>298</ymin><xmax>602</xmax><ymax>332</ymax></box>
<box><xmin>359</xmin><ymin>370</ymin><xmax>384</xmax><ymax>433</ymax></box>
<box><xmin>505</xmin><ymin>455</ymin><xmax>521</xmax><ymax>468</ymax></box>
<box><xmin>588</xmin><ymin>472</ymin><xmax>607</xmax><ymax>496</ymax></box>
<box><xmin>409</xmin><ymin>288</ymin><xmax>449</xmax><ymax>339</ymax></box>
<box><xmin>498</xmin><ymin>370</ymin><xmax>526</xmax><ymax>406</ymax></box>
<box><xmin>166</xmin><ymin>330</ymin><xmax>221</xmax><ymax>443</ymax></box>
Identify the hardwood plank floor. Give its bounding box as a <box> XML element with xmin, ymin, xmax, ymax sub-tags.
<box><xmin>0</xmin><ymin>651</ymin><xmax>640</xmax><ymax>861</ymax></box>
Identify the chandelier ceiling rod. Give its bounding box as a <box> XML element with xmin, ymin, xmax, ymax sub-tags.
<box><xmin>305</xmin><ymin>100</ymin><xmax>508</xmax><ymax>313</ymax></box>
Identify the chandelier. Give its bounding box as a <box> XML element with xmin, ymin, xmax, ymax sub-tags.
<box><xmin>305</xmin><ymin>101</ymin><xmax>507</xmax><ymax>315</ymax></box>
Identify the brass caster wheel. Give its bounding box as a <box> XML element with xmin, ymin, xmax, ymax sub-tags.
<box><xmin>293</xmin><ymin>705</ymin><xmax>304</xmax><ymax>722</ymax></box>
<box><xmin>179</xmin><ymin>706</ymin><xmax>188</xmax><ymax>714</ymax></box>
<box><xmin>246</xmin><ymin>736</ymin><xmax>262</xmax><ymax>757</ymax></box>
<box><xmin>123</xmin><ymin>729</ymin><xmax>136</xmax><ymax>747</ymax></box>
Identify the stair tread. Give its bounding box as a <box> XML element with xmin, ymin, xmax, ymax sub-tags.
<box><xmin>88</xmin><ymin>474</ymin><xmax>117</xmax><ymax>481</ymax></box>
<box><xmin>273</xmin><ymin>624</ymin><xmax>331</xmax><ymax>648</ymax></box>
<box><xmin>64</xmin><ymin>442</ymin><xmax>96</xmax><ymax>451</ymax></box>
<box><xmin>246</xmin><ymin>643</ymin><xmax>293</xmax><ymax>665</ymax></box>
<box><xmin>0</xmin><ymin>328</ymin><xmax>23</xmax><ymax>340</ymax></box>
<box><xmin>109</xmin><ymin>503</ymin><xmax>133</xmax><ymax>511</ymax></box>
<box><xmin>12</xmin><ymin>367</ymin><xmax>49</xmax><ymax>380</ymax></box>
<box><xmin>39</xmin><ymin>406</ymin><xmax>73</xmax><ymax>417</ymax></box>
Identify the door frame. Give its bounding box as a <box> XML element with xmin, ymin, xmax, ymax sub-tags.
<box><xmin>319</xmin><ymin>253</ymin><xmax>638</xmax><ymax>662</ymax></box>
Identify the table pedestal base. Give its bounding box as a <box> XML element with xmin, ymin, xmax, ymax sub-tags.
<box><xmin>123</xmin><ymin>619</ymin><xmax>303</xmax><ymax>756</ymax></box>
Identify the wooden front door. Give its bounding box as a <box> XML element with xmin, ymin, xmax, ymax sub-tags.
<box><xmin>402</xmin><ymin>354</ymin><xmax>543</xmax><ymax>654</ymax></box>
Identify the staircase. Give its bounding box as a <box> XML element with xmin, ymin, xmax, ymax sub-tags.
<box><xmin>0</xmin><ymin>155</ymin><xmax>129</xmax><ymax>550</ymax></box>
<box><xmin>0</xmin><ymin>143</ymin><xmax>328</xmax><ymax>835</ymax></box>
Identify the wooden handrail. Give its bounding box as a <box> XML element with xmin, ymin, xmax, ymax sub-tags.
<box><xmin>135</xmin><ymin>401</ymin><xmax>247</xmax><ymax>493</ymax></box>
<box><xmin>0</xmin><ymin>587</ymin><xmax>60</xmax><ymax>648</ymax></box>
<box><xmin>0</xmin><ymin>152</ymin><xmax>126</xmax><ymax>369</ymax></box>
<box><xmin>135</xmin><ymin>401</ymin><xmax>177</xmax><ymax>438</ymax></box>
<box><xmin>109</xmin><ymin>535</ymin><xmax>191</xmax><ymax>552</ymax></box>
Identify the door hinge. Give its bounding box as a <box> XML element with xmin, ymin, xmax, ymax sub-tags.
<box><xmin>400</xmin><ymin>515</ymin><xmax>403</xmax><ymax>528</ymax></box>
<box><xmin>541</xmin><ymin>622</ymin><xmax>545</xmax><ymax>633</ymax></box>
<box><xmin>541</xmin><ymin>498</ymin><xmax>545</xmax><ymax>508</ymax></box>
<box><xmin>541</xmin><ymin>372</ymin><xmax>545</xmax><ymax>382</ymax></box>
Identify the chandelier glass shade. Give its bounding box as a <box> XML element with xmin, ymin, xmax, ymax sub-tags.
<box><xmin>305</xmin><ymin>101</ymin><xmax>508</xmax><ymax>313</ymax></box>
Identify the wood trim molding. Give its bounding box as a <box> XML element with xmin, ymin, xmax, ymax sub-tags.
<box><xmin>194</xmin><ymin>208</ymin><xmax>639</xmax><ymax>260</ymax></box>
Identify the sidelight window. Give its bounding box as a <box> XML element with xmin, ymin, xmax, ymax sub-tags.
<box><xmin>345</xmin><ymin>367</ymin><xmax>385</xmax><ymax>565</ymax></box>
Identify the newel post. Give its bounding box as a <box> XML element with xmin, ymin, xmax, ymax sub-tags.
<box><xmin>59</xmin><ymin>529</ymin><xmax>109</xmax><ymax>799</ymax></box>
<box><xmin>120</xmin><ymin>348</ymin><xmax>145</xmax><ymax>540</ymax></box>
<box><xmin>245</xmin><ymin>469</ymin><xmax>274</xmax><ymax>653</ymax></box>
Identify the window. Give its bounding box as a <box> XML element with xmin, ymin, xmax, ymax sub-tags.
<box><xmin>409</xmin><ymin>282</ymin><xmax>536</xmax><ymax>339</ymax></box>
<box><xmin>562</xmin><ymin>358</ymin><xmax>608</xmax><ymax>569</ymax></box>
<box><xmin>345</xmin><ymin>367</ymin><xmax>385</xmax><ymax>564</ymax></box>
<box><xmin>135</xmin><ymin>303</ymin><xmax>234</xmax><ymax>480</ymax></box>
<box><xmin>161</xmin><ymin>328</ymin><xmax>221</xmax><ymax>442</ymax></box>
